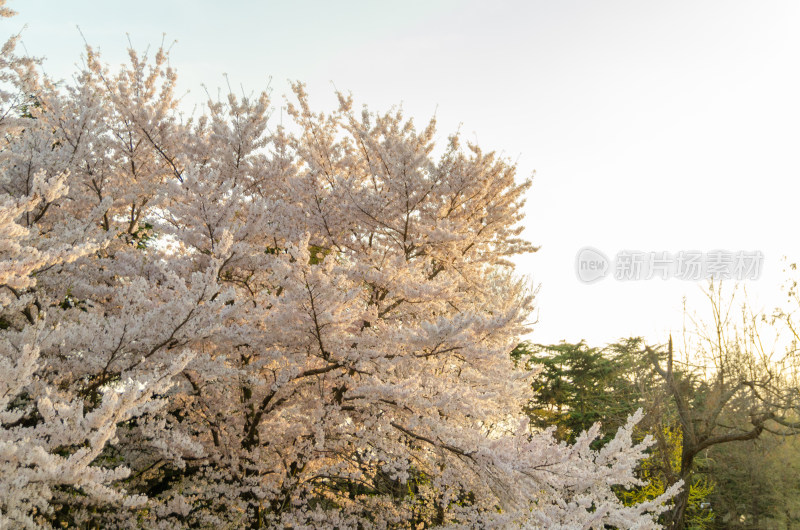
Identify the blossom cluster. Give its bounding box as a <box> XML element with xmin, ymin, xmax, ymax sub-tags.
<box><xmin>0</xmin><ymin>2</ymin><xmax>676</xmax><ymax>527</ymax></box>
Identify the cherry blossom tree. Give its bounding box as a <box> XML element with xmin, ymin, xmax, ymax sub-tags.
<box><xmin>0</xmin><ymin>2</ymin><xmax>678</xmax><ymax>527</ymax></box>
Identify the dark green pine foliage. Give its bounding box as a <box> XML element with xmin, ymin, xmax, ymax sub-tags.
<box><xmin>512</xmin><ymin>339</ymin><xmax>645</xmax><ymax>447</ymax></box>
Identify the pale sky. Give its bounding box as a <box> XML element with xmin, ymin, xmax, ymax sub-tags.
<box><xmin>9</xmin><ymin>0</ymin><xmax>800</xmax><ymax>346</ymax></box>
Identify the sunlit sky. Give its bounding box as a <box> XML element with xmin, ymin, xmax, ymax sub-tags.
<box><xmin>10</xmin><ymin>0</ymin><xmax>800</xmax><ymax>346</ymax></box>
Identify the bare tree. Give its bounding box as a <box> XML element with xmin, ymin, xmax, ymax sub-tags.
<box><xmin>646</xmin><ymin>282</ymin><xmax>800</xmax><ymax>529</ymax></box>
